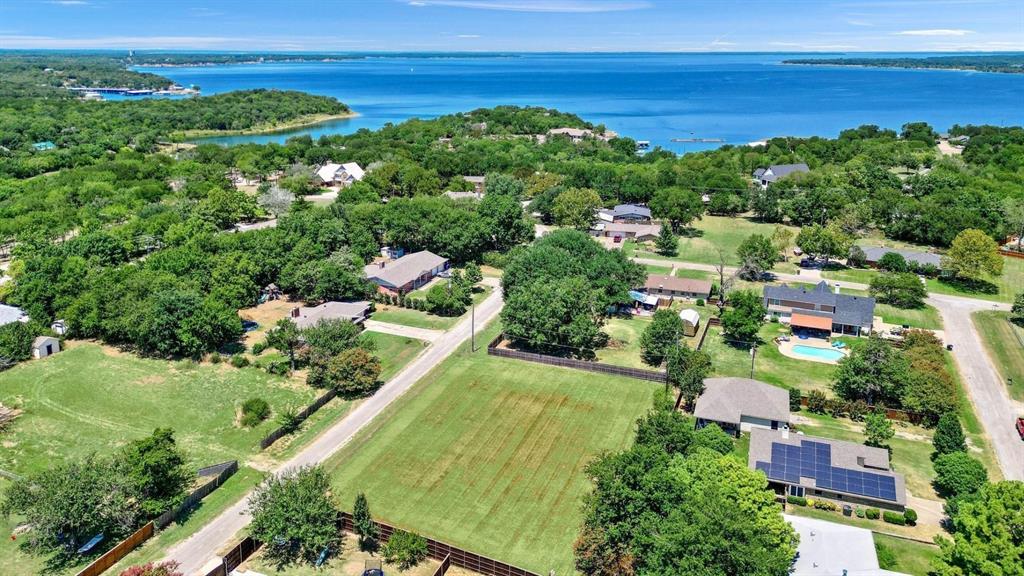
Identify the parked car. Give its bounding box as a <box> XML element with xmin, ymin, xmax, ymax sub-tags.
<box><xmin>1016</xmin><ymin>417</ymin><xmax>1024</xmax><ymax>441</ymax></box>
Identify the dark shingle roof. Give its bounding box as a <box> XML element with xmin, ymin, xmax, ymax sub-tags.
<box><xmin>611</xmin><ymin>204</ymin><xmax>651</xmax><ymax>219</ymax></box>
<box><xmin>859</xmin><ymin>246</ymin><xmax>942</xmax><ymax>268</ymax></box>
<box><xmin>755</xmin><ymin>163</ymin><xmax>810</xmax><ymax>182</ymax></box>
<box><xmin>763</xmin><ymin>282</ymin><xmax>875</xmax><ymax>328</ymax></box>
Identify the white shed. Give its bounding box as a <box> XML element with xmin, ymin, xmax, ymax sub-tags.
<box><xmin>32</xmin><ymin>336</ymin><xmax>60</xmax><ymax>359</ymax></box>
<box><xmin>678</xmin><ymin>308</ymin><xmax>701</xmax><ymax>337</ymax></box>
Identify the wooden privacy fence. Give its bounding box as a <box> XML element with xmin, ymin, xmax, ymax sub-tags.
<box><xmin>487</xmin><ymin>333</ymin><xmax>667</xmax><ymax>383</ymax></box>
<box><xmin>339</xmin><ymin>512</ymin><xmax>541</xmax><ymax>576</ymax></box>
<box><xmin>154</xmin><ymin>460</ymin><xmax>239</xmax><ymax>529</ymax></box>
<box><xmin>432</xmin><ymin>554</ymin><xmax>452</xmax><ymax>576</ymax></box>
<box><xmin>73</xmin><ymin>461</ymin><xmax>237</xmax><ymax>576</ymax></box>
<box><xmin>74</xmin><ymin>522</ymin><xmax>154</xmax><ymax>576</ymax></box>
<box><xmin>259</xmin><ymin>388</ymin><xmax>338</xmax><ymax>450</ymax></box>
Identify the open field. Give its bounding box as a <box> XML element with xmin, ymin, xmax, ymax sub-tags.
<box><xmin>926</xmin><ymin>256</ymin><xmax>1024</xmax><ymax>304</ymax></box>
<box><xmin>972</xmin><ymin>311</ymin><xmax>1024</xmax><ymax>402</ymax></box>
<box><xmin>323</xmin><ymin>323</ymin><xmax>658</xmax><ymax>575</ymax></box>
<box><xmin>372</xmin><ymin>286</ymin><xmax>493</xmax><ymax>331</ymax></box>
<box><xmin>634</xmin><ymin>215</ymin><xmax>799</xmax><ymax>269</ymax></box>
<box><xmin>0</xmin><ymin>343</ymin><xmax>319</xmax><ymax>476</ymax></box>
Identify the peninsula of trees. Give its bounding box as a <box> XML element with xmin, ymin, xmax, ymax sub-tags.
<box><xmin>784</xmin><ymin>54</ymin><xmax>1024</xmax><ymax>74</ymax></box>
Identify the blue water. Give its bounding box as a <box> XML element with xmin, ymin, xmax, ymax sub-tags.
<box><xmin>792</xmin><ymin>345</ymin><xmax>846</xmax><ymax>362</ymax></box>
<box><xmin>135</xmin><ymin>53</ymin><xmax>1024</xmax><ymax>153</ymax></box>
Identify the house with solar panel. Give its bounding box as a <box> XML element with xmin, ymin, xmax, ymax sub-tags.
<box><xmin>763</xmin><ymin>281</ymin><xmax>876</xmax><ymax>337</ymax></box>
<box><xmin>749</xmin><ymin>428</ymin><xmax>906</xmax><ymax>511</ymax></box>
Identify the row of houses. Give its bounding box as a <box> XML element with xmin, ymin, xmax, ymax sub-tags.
<box><xmin>694</xmin><ymin>377</ymin><xmax>907</xmax><ymax>512</ymax></box>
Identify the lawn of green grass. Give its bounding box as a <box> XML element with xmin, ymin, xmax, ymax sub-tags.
<box><xmin>702</xmin><ymin>323</ymin><xmax>838</xmax><ymax>394</ymax></box>
<box><xmin>972</xmin><ymin>311</ymin><xmax>1024</xmax><ymax>402</ymax></box>
<box><xmin>596</xmin><ymin>315</ymin><xmax>655</xmax><ymax>368</ymax></box>
<box><xmin>644</xmin><ymin>264</ymin><xmax>672</xmax><ymax>275</ymax></box>
<box><xmin>785</xmin><ymin>504</ymin><xmax>933</xmax><ymax>543</ymax></box>
<box><xmin>875</xmin><ymin>303</ymin><xmax>944</xmax><ymax>331</ymax></box>
<box><xmin>637</xmin><ymin>215</ymin><xmax>799</xmax><ymax>267</ymax></box>
<box><xmin>874</xmin><ymin>533</ymin><xmax>941</xmax><ymax>576</ymax></box>
<box><xmin>821</xmin><ymin>266</ymin><xmax>879</xmax><ymax>286</ymax></box>
<box><xmin>674</xmin><ymin>268</ymin><xmax>715</xmax><ymax>281</ymax></box>
<box><xmin>323</xmin><ymin>322</ymin><xmax>658</xmax><ymax>575</ymax></box>
<box><xmin>0</xmin><ymin>344</ymin><xmax>319</xmax><ymax>476</ymax></box>
<box><xmin>372</xmin><ymin>286</ymin><xmax>492</xmax><ymax>331</ymax></box>
<box><xmin>925</xmin><ymin>256</ymin><xmax>1024</xmax><ymax>304</ymax></box>
<box><xmin>360</xmin><ymin>331</ymin><xmax>429</xmax><ymax>380</ymax></box>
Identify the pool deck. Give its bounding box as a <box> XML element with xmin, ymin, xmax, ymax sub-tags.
<box><xmin>777</xmin><ymin>337</ymin><xmax>848</xmax><ymax>365</ymax></box>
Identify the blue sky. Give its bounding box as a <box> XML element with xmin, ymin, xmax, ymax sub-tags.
<box><xmin>1</xmin><ymin>0</ymin><xmax>1022</xmax><ymax>52</ymax></box>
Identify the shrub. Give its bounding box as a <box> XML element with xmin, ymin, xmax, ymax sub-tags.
<box><xmin>381</xmin><ymin>529</ymin><xmax>428</xmax><ymax>570</ymax></box>
<box><xmin>848</xmin><ymin>399</ymin><xmax>868</xmax><ymax>421</ymax></box>
<box><xmin>865</xmin><ymin>508</ymin><xmax>880</xmax><ymax>520</ymax></box>
<box><xmin>789</xmin><ymin>388</ymin><xmax>802</xmax><ymax>411</ymax></box>
<box><xmin>807</xmin><ymin>390</ymin><xmax>827</xmax><ymax>414</ymax></box>
<box><xmin>481</xmin><ymin>250</ymin><xmax>508</xmax><ymax>269</ymax></box>
<box><xmin>933</xmin><ymin>451</ymin><xmax>988</xmax><ymax>498</ymax></box>
<box><xmin>209</xmin><ymin>352</ymin><xmax>222</xmax><ymax>364</ymax></box>
<box><xmin>770</xmin><ymin>314</ymin><xmax>779</xmax><ymax>323</ymax></box>
<box><xmin>813</xmin><ymin>499</ymin><xmax>838</xmax><ymax>512</ymax></box>
<box><xmin>251</xmin><ymin>341</ymin><xmax>267</xmax><ymax>355</ymax></box>
<box><xmin>241</xmin><ymin>398</ymin><xmax>270</xmax><ymax>427</ymax></box>
<box><xmin>903</xmin><ymin>508</ymin><xmax>918</xmax><ymax>525</ymax></box>
<box><xmin>119</xmin><ymin>561</ymin><xmax>184</xmax><ymax>576</ymax></box>
<box><xmin>883</xmin><ymin>511</ymin><xmax>907</xmax><ymax>525</ymax></box>
<box><xmin>696</xmin><ymin>298</ymin><xmax>705</xmax><ymax>307</ymax></box>
<box><xmin>855</xmin><ymin>507</ymin><xmax>865</xmax><ymax>518</ymax></box>
<box><xmin>826</xmin><ymin>398</ymin><xmax>845</xmax><ymax>418</ymax></box>
<box><xmin>230</xmin><ymin>354</ymin><xmax>249</xmax><ymax>368</ymax></box>
<box><xmin>932</xmin><ymin>413</ymin><xmax>967</xmax><ymax>456</ymax></box>
<box><xmin>265</xmin><ymin>359</ymin><xmax>289</xmax><ymax>376</ymax></box>
<box><xmin>875</xmin><ymin>541</ymin><xmax>897</xmax><ymax>570</ymax></box>
<box><xmin>276</xmin><ymin>406</ymin><xmax>301</xmax><ymax>434</ymax></box>
<box><xmin>786</xmin><ymin>495</ymin><xmax>807</xmax><ymax>506</ymax></box>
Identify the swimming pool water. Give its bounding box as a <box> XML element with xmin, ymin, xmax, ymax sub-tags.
<box><xmin>792</xmin><ymin>345</ymin><xmax>846</xmax><ymax>362</ymax></box>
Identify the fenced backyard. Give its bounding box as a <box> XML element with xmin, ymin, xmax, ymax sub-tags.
<box><xmin>487</xmin><ymin>332</ymin><xmax>667</xmax><ymax>383</ymax></box>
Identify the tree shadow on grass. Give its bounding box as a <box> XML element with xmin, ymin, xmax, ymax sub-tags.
<box><xmin>935</xmin><ymin>276</ymin><xmax>999</xmax><ymax>295</ymax></box>
<box><xmin>678</xmin><ymin>227</ymin><xmax>705</xmax><ymax>239</ymax></box>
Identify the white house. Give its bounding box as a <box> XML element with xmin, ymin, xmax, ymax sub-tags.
<box><xmin>314</xmin><ymin>162</ymin><xmax>365</xmax><ymax>187</ymax></box>
<box><xmin>32</xmin><ymin>336</ymin><xmax>60</xmax><ymax>359</ymax></box>
<box><xmin>752</xmin><ymin>163</ymin><xmax>810</xmax><ymax>189</ymax></box>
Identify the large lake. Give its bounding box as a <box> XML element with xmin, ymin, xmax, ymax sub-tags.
<box><xmin>137</xmin><ymin>53</ymin><xmax>1024</xmax><ymax>153</ymax></box>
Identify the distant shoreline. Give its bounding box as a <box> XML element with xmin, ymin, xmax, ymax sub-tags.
<box><xmin>173</xmin><ymin>111</ymin><xmax>359</xmax><ymax>140</ymax></box>
<box><xmin>782</xmin><ymin>58</ymin><xmax>1024</xmax><ymax>75</ymax></box>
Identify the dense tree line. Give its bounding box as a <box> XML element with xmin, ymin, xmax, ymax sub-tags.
<box><xmin>783</xmin><ymin>54</ymin><xmax>1024</xmax><ymax>74</ymax></box>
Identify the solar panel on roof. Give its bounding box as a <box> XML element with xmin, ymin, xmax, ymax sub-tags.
<box><xmin>754</xmin><ymin>439</ymin><xmax>899</xmax><ymax>502</ymax></box>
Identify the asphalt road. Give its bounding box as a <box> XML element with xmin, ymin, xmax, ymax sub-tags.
<box><xmin>165</xmin><ymin>285</ymin><xmax>505</xmax><ymax>575</ymax></box>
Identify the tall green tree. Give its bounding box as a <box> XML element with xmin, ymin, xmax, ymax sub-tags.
<box><xmin>117</xmin><ymin>428</ymin><xmax>194</xmax><ymax>517</ymax></box>
<box><xmin>666</xmin><ymin>346</ymin><xmax>713</xmax><ymax>407</ymax></box>
<box><xmin>933</xmin><ymin>481</ymin><xmax>1024</xmax><ymax>576</ymax></box>
<box><xmin>832</xmin><ymin>336</ymin><xmax>909</xmax><ymax>406</ymax></box>
<box><xmin>942</xmin><ymin>228</ymin><xmax>1003</xmax><ymax>282</ymax></box>
<box><xmin>308</xmin><ymin>347</ymin><xmax>382</xmax><ymax>397</ymax></box>
<box><xmin>869</xmin><ymin>272</ymin><xmax>927</xmax><ymax>308</ymax></box>
<box><xmin>933</xmin><ymin>452</ymin><xmax>988</xmax><ymax>499</ymax></box>
<box><xmin>553</xmin><ymin>187</ymin><xmax>602</xmax><ymax>230</ymax></box>
<box><xmin>1011</xmin><ymin>293</ymin><xmax>1024</xmax><ymax>327</ymax></box>
<box><xmin>266</xmin><ymin>318</ymin><xmax>303</xmax><ymax>373</ymax></box>
<box><xmin>649</xmin><ymin>187</ymin><xmax>704</xmax><ymax>232</ymax></box>
<box><xmin>639</xmin><ymin>309</ymin><xmax>684</xmax><ymax>367</ymax></box>
<box><xmin>654</xmin><ymin>224</ymin><xmax>678</xmax><ymax>256</ymax></box>
<box><xmin>736</xmin><ymin>233</ymin><xmax>777</xmax><ymax>280</ymax></box>
<box><xmin>720</xmin><ymin>289</ymin><xmax>766</xmax><ymax>342</ymax></box>
<box><xmin>932</xmin><ymin>413</ymin><xmax>967</xmax><ymax>456</ymax></box>
<box><xmin>248</xmin><ymin>466</ymin><xmax>340</xmax><ymax>569</ymax></box>
<box><xmin>863</xmin><ymin>411</ymin><xmax>894</xmax><ymax>449</ymax></box>
<box><xmin>352</xmin><ymin>493</ymin><xmax>378</xmax><ymax>549</ymax></box>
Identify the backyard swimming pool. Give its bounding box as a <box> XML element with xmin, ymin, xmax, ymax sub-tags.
<box><xmin>792</xmin><ymin>345</ymin><xmax>847</xmax><ymax>362</ymax></box>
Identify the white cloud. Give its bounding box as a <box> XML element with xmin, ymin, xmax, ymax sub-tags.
<box><xmin>406</xmin><ymin>0</ymin><xmax>650</xmax><ymax>12</ymax></box>
<box><xmin>457</xmin><ymin>34</ymin><xmax>482</xmax><ymax>38</ymax></box>
<box><xmin>845</xmin><ymin>19</ymin><xmax>874</xmax><ymax>27</ymax></box>
<box><xmin>49</xmin><ymin>0</ymin><xmax>88</xmax><ymax>5</ymax></box>
<box><xmin>895</xmin><ymin>29</ymin><xmax>973</xmax><ymax>36</ymax></box>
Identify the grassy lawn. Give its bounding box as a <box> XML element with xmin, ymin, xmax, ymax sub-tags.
<box><xmin>644</xmin><ymin>264</ymin><xmax>672</xmax><ymax>275</ymax></box>
<box><xmin>972</xmin><ymin>311</ymin><xmax>1024</xmax><ymax>402</ymax></box>
<box><xmin>874</xmin><ymin>533</ymin><xmax>941</xmax><ymax>576</ymax></box>
<box><xmin>702</xmin><ymin>323</ymin><xmax>838</xmax><ymax>394</ymax></box>
<box><xmin>636</xmin><ymin>215</ymin><xmax>799</xmax><ymax>267</ymax></box>
<box><xmin>372</xmin><ymin>286</ymin><xmax>492</xmax><ymax>331</ymax></box>
<box><xmin>323</xmin><ymin>322</ymin><xmax>658</xmax><ymax>575</ymax></box>
<box><xmin>925</xmin><ymin>256</ymin><xmax>1024</xmax><ymax>304</ymax></box>
<box><xmin>360</xmin><ymin>331</ymin><xmax>429</xmax><ymax>381</ymax></box>
<box><xmin>875</xmin><ymin>303</ymin><xmax>944</xmax><ymax>331</ymax></box>
<box><xmin>596</xmin><ymin>315</ymin><xmax>654</xmax><ymax>368</ymax></box>
<box><xmin>0</xmin><ymin>343</ymin><xmax>319</xmax><ymax>476</ymax></box>
<box><xmin>785</xmin><ymin>504</ymin><xmax>933</xmax><ymax>545</ymax></box>
<box><xmin>821</xmin><ymin>266</ymin><xmax>879</xmax><ymax>286</ymax></box>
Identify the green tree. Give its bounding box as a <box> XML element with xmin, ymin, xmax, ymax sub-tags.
<box><xmin>463</xmin><ymin>262</ymin><xmax>483</xmax><ymax>285</ymax></box>
<box><xmin>301</xmin><ymin>318</ymin><xmax>363</xmax><ymax>357</ymax></box>
<box><xmin>795</xmin><ymin>223</ymin><xmax>851</xmax><ymax>265</ymax></box>
<box><xmin>933</xmin><ymin>452</ymin><xmax>988</xmax><ymax>498</ymax></box>
<box><xmin>869</xmin><ymin>272</ymin><xmax>927</xmax><ymax>308</ymax></box>
<box><xmin>770</xmin><ymin>225</ymin><xmax>794</xmax><ymax>262</ymax></box>
<box><xmin>666</xmin><ymin>346</ymin><xmax>713</xmax><ymax>407</ymax></box>
<box><xmin>308</xmin><ymin>347</ymin><xmax>382</xmax><ymax>397</ymax></box>
<box><xmin>692</xmin><ymin>423</ymin><xmax>734</xmax><ymax>455</ymax></box>
<box><xmin>932</xmin><ymin>413</ymin><xmax>967</xmax><ymax>456</ymax></box>
<box><xmin>381</xmin><ymin>529</ymin><xmax>428</xmax><ymax>570</ymax></box>
<box><xmin>479</xmin><ymin>192</ymin><xmax>534</xmax><ymax>251</ymax></box>
<box><xmin>1010</xmin><ymin>292</ymin><xmax>1024</xmax><ymax>327</ymax></box>
<box><xmin>0</xmin><ymin>455</ymin><xmax>141</xmax><ymax>553</ymax></box>
<box><xmin>0</xmin><ymin>320</ymin><xmax>37</xmax><ymax>368</ymax></box>
<box><xmin>266</xmin><ymin>318</ymin><xmax>302</xmax><ymax>373</ymax></box>
<box><xmin>877</xmin><ymin>251</ymin><xmax>908</xmax><ymax>273</ymax></box>
<box><xmin>649</xmin><ymin>186</ymin><xmax>704</xmax><ymax>232</ymax></box>
<box><xmin>553</xmin><ymin>187</ymin><xmax>602</xmax><ymax>230</ymax></box>
<box><xmin>720</xmin><ymin>289</ymin><xmax>766</xmax><ymax>342</ymax></box>
<box><xmin>117</xmin><ymin>428</ymin><xmax>194</xmax><ymax>517</ymax></box>
<box><xmin>425</xmin><ymin>280</ymin><xmax>468</xmax><ymax>316</ymax></box>
<box><xmin>736</xmin><ymin>233</ymin><xmax>777</xmax><ymax>280</ymax></box>
<box><xmin>863</xmin><ymin>411</ymin><xmax>894</xmax><ymax>449</ymax></box>
<box><xmin>248</xmin><ymin>466</ymin><xmax>340</xmax><ymax>568</ymax></box>
<box><xmin>832</xmin><ymin>336</ymin><xmax>909</xmax><ymax>406</ymax></box>
<box><xmin>634</xmin><ymin>405</ymin><xmax>694</xmax><ymax>456</ymax></box>
<box><xmin>933</xmin><ymin>481</ymin><xmax>1024</xmax><ymax>576</ymax></box>
<box><xmin>501</xmin><ymin>275</ymin><xmax>604</xmax><ymax>354</ymax></box>
<box><xmin>639</xmin><ymin>309</ymin><xmax>684</xmax><ymax>367</ymax></box>
<box><xmin>352</xmin><ymin>493</ymin><xmax>378</xmax><ymax>549</ymax></box>
<box><xmin>654</xmin><ymin>224</ymin><xmax>678</xmax><ymax>256</ymax></box>
<box><xmin>942</xmin><ymin>228</ymin><xmax>1003</xmax><ymax>282</ymax></box>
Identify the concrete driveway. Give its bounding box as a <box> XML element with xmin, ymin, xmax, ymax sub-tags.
<box><xmin>363</xmin><ymin>320</ymin><xmax>444</xmax><ymax>342</ymax></box>
<box><xmin>165</xmin><ymin>286</ymin><xmax>505</xmax><ymax>575</ymax></box>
